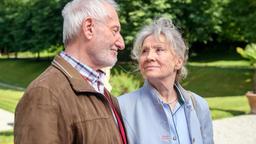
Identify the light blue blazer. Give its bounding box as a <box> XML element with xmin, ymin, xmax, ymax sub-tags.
<box><xmin>118</xmin><ymin>81</ymin><xmax>213</xmax><ymax>144</ymax></box>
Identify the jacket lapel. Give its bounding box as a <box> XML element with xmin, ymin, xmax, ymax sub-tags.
<box><xmin>176</xmin><ymin>83</ymin><xmax>203</xmax><ymax>144</ymax></box>
<box><xmin>51</xmin><ymin>55</ymin><xmax>97</xmax><ymax>93</ymax></box>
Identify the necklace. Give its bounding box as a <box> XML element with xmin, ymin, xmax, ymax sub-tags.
<box><xmin>164</xmin><ymin>97</ymin><xmax>178</xmax><ymax>105</ymax></box>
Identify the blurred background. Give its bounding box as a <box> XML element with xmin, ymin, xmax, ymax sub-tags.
<box><xmin>0</xmin><ymin>0</ymin><xmax>256</xmax><ymax>143</ymax></box>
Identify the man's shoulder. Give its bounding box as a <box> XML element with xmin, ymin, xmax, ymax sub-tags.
<box><xmin>27</xmin><ymin>64</ymin><xmax>68</xmax><ymax>92</ymax></box>
<box><xmin>16</xmin><ymin>65</ymin><xmax>68</xmax><ymax>110</ymax></box>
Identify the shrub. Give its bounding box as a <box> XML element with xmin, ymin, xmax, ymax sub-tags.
<box><xmin>237</xmin><ymin>43</ymin><xmax>256</xmax><ymax>66</ymax></box>
<box><xmin>110</xmin><ymin>70</ymin><xmax>141</xmax><ymax>96</ymax></box>
<box><xmin>237</xmin><ymin>43</ymin><xmax>256</xmax><ymax>93</ymax></box>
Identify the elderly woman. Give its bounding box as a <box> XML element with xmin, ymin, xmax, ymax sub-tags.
<box><xmin>118</xmin><ymin>17</ymin><xmax>213</xmax><ymax>144</ymax></box>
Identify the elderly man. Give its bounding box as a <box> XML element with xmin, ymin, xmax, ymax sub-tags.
<box><xmin>14</xmin><ymin>0</ymin><xmax>126</xmax><ymax>144</ymax></box>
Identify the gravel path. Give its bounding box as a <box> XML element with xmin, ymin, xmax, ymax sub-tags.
<box><xmin>213</xmin><ymin>114</ymin><xmax>256</xmax><ymax>144</ymax></box>
<box><xmin>0</xmin><ymin>109</ymin><xmax>14</xmax><ymax>132</ymax></box>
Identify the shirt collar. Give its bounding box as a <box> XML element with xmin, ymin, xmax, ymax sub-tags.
<box><xmin>59</xmin><ymin>51</ymin><xmax>106</xmax><ymax>84</ymax></box>
<box><xmin>144</xmin><ymin>80</ymin><xmax>185</xmax><ymax>105</ymax></box>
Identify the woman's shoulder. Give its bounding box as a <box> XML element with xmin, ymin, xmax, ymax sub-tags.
<box><xmin>188</xmin><ymin>91</ymin><xmax>210</xmax><ymax>115</ymax></box>
<box><xmin>118</xmin><ymin>88</ymin><xmax>142</xmax><ymax>104</ymax></box>
<box><xmin>191</xmin><ymin>92</ymin><xmax>208</xmax><ymax>106</ymax></box>
<box><xmin>117</xmin><ymin>87</ymin><xmax>147</xmax><ymax>116</ymax></box>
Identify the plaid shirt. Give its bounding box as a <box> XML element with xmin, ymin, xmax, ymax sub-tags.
<box><xmin>60</xmin><ymin>51</ymin><xmax>106</xmax><ymax>94</ymax></box>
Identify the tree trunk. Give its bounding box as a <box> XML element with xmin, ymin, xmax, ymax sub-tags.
<box><xmin>7</xmin><ymin>50</ymin><xmax>9</xmax><ymax>59</ymax></box>
<box><xmin>253</xmin><ymin>68</ymin><xmax>256</xmax><ymax>93</ymax></box>
<box><xmin>15</xmin><ymin>52</ymin><xmax>18</xmax><ymax>59</ymax></box>
<box><xmin>37</xmin><ymin>51</ymin><xmax>40</xmax><ymax>60</ymax></box>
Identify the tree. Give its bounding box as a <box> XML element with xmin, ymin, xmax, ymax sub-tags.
<box><xmin>118</xmin><ymin>0</ymin><xmax>225</xmax><ymax>60</ymax></box>
<box><xmin>1</xmin><ymin>0</ymin><xmax>255</xmax><ymax>60</ymax></box>
<box><xmin>222</xmin><ymin>0</ymin><xmax>256</xmax><ymax>43</ymax></box>
<box><xmin>21</xmin><ymin>0</ymin><xmax>67</xmax><ymax>58</ymax></box>
<box><xmin>0</xmin><ymin>0</ymin><xmax>68</xmax><ymax>59</ymax></box>
<box><xmin>118</xmin><ymin>0</ymin><xmax>173</xmax><ymax>61</ymax></box>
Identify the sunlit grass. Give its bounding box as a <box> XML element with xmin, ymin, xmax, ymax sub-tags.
<box><xmin>0</xmin><ymin>50</ymin><xmax>58</xmax><ymax>59</ymax></box>
<box><xmin>0</xmin><ymin>87</ymin><xmax>22</xmax><ymax>144</ymax></box>
<box><xmin>206</xmin><ymin>95</ymin><xmax>250</xmax><ymax>120</ymax></box>
<box><xmin>0</xmin><ymin>130</ymin><xmax>13</xmax><ymax>144</ymax></box>
<box><xmin>0</xmin><ymin>87</ymin><xmax>23</xmax><ymax>113</ymax></box>
<box><xmin>188</xmin><ymin>60</ymin><xmax>251</xmax><ymax>68</ymax></box>
<box><xmin>0</xmin><ymin>59</ymin><xmax>50</xmax><ymax>87</ymax></box>
<box><xmin>182</xmin><ymin>66</ymin><xmax>252</xmax><ymax>97</ymax></box>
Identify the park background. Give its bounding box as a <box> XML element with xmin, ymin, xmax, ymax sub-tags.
<box><xmin>0</xmin><ymin>0</ymin><xmax>256</xmax><ymax>143</ymax></box>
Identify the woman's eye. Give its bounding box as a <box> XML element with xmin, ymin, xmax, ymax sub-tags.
<box><xmin>156</xmin><ymin>48</ymin><xmax>164</xmax><ymax>52</ymax></box>
<box><xmin>141</xmin><ymin>48</ymin><xmax>148</xmax><ymax>54</ymax></box>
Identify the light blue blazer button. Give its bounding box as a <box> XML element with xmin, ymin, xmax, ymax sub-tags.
<box><xmin>173</xmin><ymin>136</ymin><xmax>177</xmax><ymax>141</ymax></box>
<box><xmin>192</xmin><ymin>138</ymin><xmax>196</xmax><ymax>143</ymax></box>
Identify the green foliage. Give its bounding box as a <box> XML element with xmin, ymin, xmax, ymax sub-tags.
<box><xmin>118</xmin><ymin>0</ymin><xmax>225</xmax><ymax>60</ymax></box>
<box><xmin>110</xmin><ymin>70</ymin><xmax>141</xmax><ymax>96</ymax></box>
<box><xmin>222</xmin><ymin>0</ymin><xmax>256</xmax><ymax>43</ymax></box>
<box><xmin>0</xmin><ymin>0</ymin><xmax>68</xmax><ymax>57</ymax></box>
<box><xmin>237</xmin><ymin>43</ymin><xmax>256</xmax><ymax>67</ymax></box>
<box><xmin>174</xmin><ymin>0</ymin><xmax>224</xmax><ymax>43</ymax></box>
<box><xmin>1</xmin><ymin>0</ymin><xmax>256</xmax><ymax>60</ymax></box>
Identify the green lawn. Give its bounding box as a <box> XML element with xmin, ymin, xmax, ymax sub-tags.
<box><xmin>0</xmin><ymin>131</ymin><xmax>13</xmax><ymax>144</ymax></box>
<box><xmin>0</xmin><ymin>87</ymin><xmax>23</xmax><ymax>113</ymax></box>
<box><xmin>0</xmin><ymin>50</ymin><xmax>59</xmax><ymax>59</ymax></box>
<box><xmin>206</xmin><ymin>96</ymin><xmax>250</xmax><ymax>120</ymax></box>
<box><xmin>182</xmin><ymin>66</ymin><xmax>252</xmax><ymax>97</ymax></box>
<box><xmin>0</xmin><ymin>59</ymin><xmax>50</xmax><ymax>88</ymax></box>
<box><xmin>189</xmin><ymin>60</ymin><xmax>251</xmax><ymax>68</ymax></box>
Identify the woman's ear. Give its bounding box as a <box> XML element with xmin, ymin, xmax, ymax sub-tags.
<box><xmin>175</xmin><ymin>56</ymin><xmax>183</xmax><ymax>70</ymax></box>
<box><xmin>81</xmin><ymin>17</ymin><xmax>94</xmax><ymax>39</ymax></box>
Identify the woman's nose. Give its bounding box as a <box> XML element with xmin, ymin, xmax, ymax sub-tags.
<box><xmin>146</xmin><ymin>50</ymin><xmax>156</xmax><ymax>61</ymax></box>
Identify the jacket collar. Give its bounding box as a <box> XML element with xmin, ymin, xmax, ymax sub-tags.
<box><xmin>51</xmin><ymin>54</ymin><xmax>97</xmax><ymax>93</ymax></box>
<box><xmin>142</xmin><ymin>81</ymin><xmax>199</xmax><ymax>142</ymax></box>
<box><xmin>143</xmin><ymin>80</ymin><xmax>189</xmax><ymax>105</ymax></box>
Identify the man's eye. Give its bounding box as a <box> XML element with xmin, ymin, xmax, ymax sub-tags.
<box><xmin>112</xmin><ymin>28</ymin><xmax>119</xmax><ymax>35</ymax></box>
<box><xmin>113</xmin><ymin>30</ymin><xmax>117</xmax><ymax>35</ymax></box>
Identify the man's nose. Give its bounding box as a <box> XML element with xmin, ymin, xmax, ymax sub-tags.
<box><xmin>116</xmin><ymin>35</ymin><xmax>125</xmax><ymax>50</ymax></box>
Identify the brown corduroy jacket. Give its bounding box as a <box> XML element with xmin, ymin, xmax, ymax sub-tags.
<box><xmin>14</xmin><ymin>55</ymin><xmax>124</xmax><ymax>144</ymax></box>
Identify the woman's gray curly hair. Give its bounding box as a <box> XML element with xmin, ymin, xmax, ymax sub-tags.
<box><xmin>131</xmin><ymin>17</ymin><xmax>189</xmax><ymax>81</ymax></box>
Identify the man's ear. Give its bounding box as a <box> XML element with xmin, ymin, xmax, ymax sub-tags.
<box><xmin>82</xmin><ymin>17</ymin><xmax>94</xmax><ymax>39</ymax></box>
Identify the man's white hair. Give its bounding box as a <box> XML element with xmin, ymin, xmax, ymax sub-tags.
<box><xmin>62</xmin><ymin>0</ymin><xmax>118</xmax><ymax>45</ymax></box>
